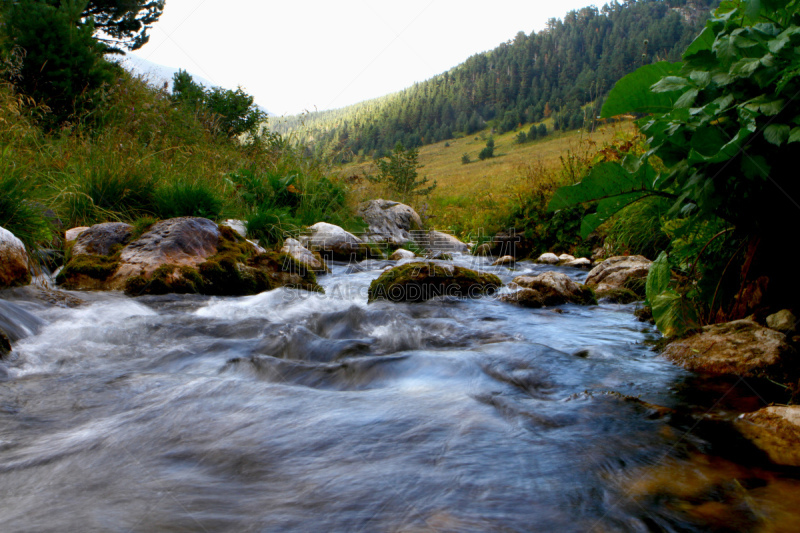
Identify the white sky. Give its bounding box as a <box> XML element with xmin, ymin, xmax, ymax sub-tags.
<box><xmin>130</xmin><ymin>0</ymin><xmax>597</xmax><ymax>116</ymax></box>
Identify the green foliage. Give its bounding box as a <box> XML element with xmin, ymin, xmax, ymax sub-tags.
<box><xmin>0</xmin><ymin>159</ymin><xmax>53</xmax><ymax>251</ymax></box>
<box><xmin>551</xmin><ymin>0</ymin><xmax>800</xmax><ymax>328</ymax></box>
<box><xmin>478</xmin><ymin>137</ymin><xmax>495</xmax><ymax>160</ymax></box>
<box><xmin>604</xmin><ymin>197</ymin><xmax>671</xmax><ymax>259</ymax></box>
<box><xmin>645</xmin><ymin>252</ymin><xmax>700</xmax><ymax>337</ymax></box>
<box><xmin>1</xmin><ymin>0</ymin><xmax>116</xmax><ymax>125</ymax></box>
<box><xmin>154</xmin><ymin>180</ymin><xmax>224</xmax><ymax>220</ymax></box>
<box><xmin>171</xmin><ymin>70</ymin><xmax>266</xmax><ymax>138</ymax></box>
<box><xmin>369</xmin><ymin>142</ymin><xmax>436</xmax><ymax>203</ymax></box>
<box><xmin>82</xmin><ymin>0</ymin><xmax>166</xmax><ymax>52</ymax></box>
<box><xmin>461</xmin><ymin>152</ymin><xmax>471</xmax><ymax>164</ymax></box>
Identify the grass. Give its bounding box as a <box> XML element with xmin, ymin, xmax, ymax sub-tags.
<box><xmin>341</xmin><ymin>120</ymin><xmax>634</xmax><ymax>238</ymax></box>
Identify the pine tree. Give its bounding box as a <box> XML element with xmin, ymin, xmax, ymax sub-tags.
<box><xmin>369</xmin><ymin>142</ymin><xmax>436</xmax><ymax>203</ymax></box>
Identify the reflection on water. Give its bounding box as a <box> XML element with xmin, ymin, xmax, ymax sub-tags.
<box><xmin>0</xmin><ymin>257</ymin><xmax>797</xmax><ymax>532</ymax></box>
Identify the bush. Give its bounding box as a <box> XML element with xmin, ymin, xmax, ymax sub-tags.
<box><xmin>461</xmin><ymin>153</ymin><xmax>471</xmax><ymax>164</ymax></box>
<box><xmin>0</xmin><ymin>174</ymin><xmax>53</xmax><ymax>251</ymax></box>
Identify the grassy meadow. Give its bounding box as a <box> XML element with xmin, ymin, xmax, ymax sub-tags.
<box><xmin>340</xmin><ymin>120</ymin><xmax>635</xmax><ymax>239</ymax></box>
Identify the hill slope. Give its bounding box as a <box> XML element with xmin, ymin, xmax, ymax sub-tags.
<box><xmin>273</xmin><ymin>0</ymin><xmax>716</xmax><ymax>161</ymax></box>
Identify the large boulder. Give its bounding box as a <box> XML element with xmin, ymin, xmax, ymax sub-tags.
<box><xmin>281</xmin><ymin>238</ymin><xmax>326</xmax><ymax>272</ymax></box>
<box><xmin>735</xmin><ymin>406</ymin><xmax>800</xmax><ymax>466</ymax></box>
<box><xmin>71</xmin><ymin>222</ymin><xmax>132</xmax><ymax>257</ymax></box>
<box><xmin>357</xmin><ymin>199</ymin><xmax>423</xmax><ymax>246</ymax></box>
<box><xmin>662</xmin><ymin>319</ymin><xmax>796</xmax><ymax>381</ymax></box>
<box><xmin>57</xmin><ymin>217</ymin><xmax>323</xmax><ymax>295</ymax></box>
<box><xmin>300</xmin><ymin>222</ymin><xmax>366</xmax><ymax>260</ymax></box>
<box><xmin>585</xmin><ymin>255</ymin><xmax>652</xmax><ymax>292</ymax></box>
<box><xmin>0</xmin><ymin>226</ymin><xmax>31</xmax><ymax>289</ymax></box>
<box><xmin>500</xmin><ymin>271</ymin><xmax>596</xmax><ymax>308</ymax></box>
<box><xmin>111</xmin><ymin>217</ymin><xmax>218</xmax><ymax>286</ymax></box>
<box><xmin>368</xmin><ymin>262</ymin><xmax>501</xmax><ymax>303</ymax></box>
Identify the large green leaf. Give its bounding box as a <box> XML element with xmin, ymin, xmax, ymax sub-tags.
<box><xmin>548</xmin><ymin>162</ymin><xmax>654</xmax><ymax>210</ymax></box>
<box><xmin>579</xmin><ymin>193</ymin><xmax>647</xmax><ymax>238</ymax></box>
<box><xmin>684</xmin><ymin>26</ymin><xmax>717</xmax><ymax>58</ymax></box>
<box><xmin>646</xmin><ymin>252</ymin><xmax>672</xmax><ymax>303</ymax></box>
<box><xmin>651</xmin><ymin>289</ymin><xmax>700</xmax><ymax>338</ymax></box>
<box><xmin>600</xmin><ymin>62</ymin><xmax>685</xmax><ymax>118</ymax></box>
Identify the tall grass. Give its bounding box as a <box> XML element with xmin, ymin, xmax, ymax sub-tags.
<box><xmin>0</xmin><ymin>67</ymin><xmax>360</xmax><ymax>254</ymax></box>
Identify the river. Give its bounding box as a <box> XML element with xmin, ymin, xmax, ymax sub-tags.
<box><xmin>0</xmin><ymin>255</ymin><xmax>797</xmax><ymax>532</ymax></box>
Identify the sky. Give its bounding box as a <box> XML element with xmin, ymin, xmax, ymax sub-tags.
<box><xmin>129</xmin><ymin>0</ymin><xmax>598</xmax><ymax>116</ymax></box>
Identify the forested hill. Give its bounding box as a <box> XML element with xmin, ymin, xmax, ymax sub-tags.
<box><xmin>271</xmin><ymin>0</ymin><xmax>718</xmax><ymax>162</ymax></box>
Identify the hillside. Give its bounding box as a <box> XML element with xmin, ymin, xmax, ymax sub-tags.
<box><xmin>273</xmin><ymin>0</ymin><xmax>717</xmax><ymax>161</ymax></box>
<box><xmin>340</xmin><ymin>120</ymin><xmax>635</xmax><ymax>236</ymax></box>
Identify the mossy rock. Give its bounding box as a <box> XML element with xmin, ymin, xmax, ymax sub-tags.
<box><xmin>368</xmin><ymin>261</ymin><xmax>501</xmax><ymax>303</ymax></box>
<box><xmin>596</xmin><ymin>287</ymin><xmax>641</xmax><ymax>304</ymax></box>
<box><xmin>56</xmin><ymin>252</ymin><xmax>122</xmax><ymax>290</ymax></box>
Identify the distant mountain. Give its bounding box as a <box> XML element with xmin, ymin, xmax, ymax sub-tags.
<box><xmin>112</xmin><ymin>55</ymin><xmax>271</xmax><ymax>115</ymax></box>
<box><xmin>272</xmin><ymin>0</ymin><xmax>717</xmax><ymax>162</ymax></box>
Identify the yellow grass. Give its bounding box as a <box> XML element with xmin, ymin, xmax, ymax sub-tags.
<box><xmin>339</xmin><ymin>120</ymin><xmax>635</xmax><ymax>237</ymax></box>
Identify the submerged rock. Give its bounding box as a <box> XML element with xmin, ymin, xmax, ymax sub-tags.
<box><xmin>662</xmin><ymin>319</ymin><xmax>795</xmax><ymax>381</ymax></box>
<box><xmin>735</xmin><ymin>405</ymin><xmax>800</xmax><ymax>466</ymax></box>
<box><xmin>585</xmin><ymin>255</ymin><xmax>652</xmax><ymax>292</ymax></box>
<box><xmin>357</xmin><ymin>199</ymin><xmax>423</xmax><ymax>246</ymax></box>
<box><xmin>368</xmin><ymin>261</ymin><xmax>501</xmax><ymax>303</ymax></box>
<box><xmin>0</xmin><ymin>226</ymin><xmax>30</xmax><ymax>289</ymax></box>
<box><xmin>500</xmin><ymin>271</ymin><xmax>596</xmax><ymax>308</ymax></box>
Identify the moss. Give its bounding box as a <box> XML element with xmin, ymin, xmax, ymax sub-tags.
<box><xmin>596</xmin><ymin>287</ymin><xmax>640</xmax><ymax>304</ymax></box>
<box><xmin>125</xmin><ymin>265</ymin><xmax>205</xmax><ymax>296</ymax></box>
<box><xmin>368</xmin><ymin>261</ymin><xmax>501</xmax><ymax>303</ymax></box>
<box><xmin>56</xmin><ymin>253</ymin><xmax>120</xmax><ymax>287</ymax></box>
<box><xmin>248</xmin><ymin>252</ymin><xmax>323</xmax><ymax>293</ymax></box>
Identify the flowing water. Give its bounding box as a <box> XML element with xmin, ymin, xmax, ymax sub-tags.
<box><xmin>1</xmin><ymin>256</ymin><xmax>798</xmax><ymax>532</ymax></box>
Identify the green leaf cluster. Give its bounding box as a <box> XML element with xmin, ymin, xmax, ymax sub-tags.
<box><xmin>550</xmin><ymin>0</ymin><xmax>800</xmax><ymax>334</ymax></box>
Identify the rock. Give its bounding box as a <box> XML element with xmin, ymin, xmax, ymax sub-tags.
<box><xmin>300</xmin><ymin>222</ymin><xmax>365</xmax><ymax>260</ymax></box>
<box><xmin>71</xmin><ymin>222</ymin><xmax>132</xmax><ymax>257</ymax></box>
<box><xmin>535</xmin><ymin>252</ymin><xmax>560</xmax><ymax>264</ymax></box>
<box><xmin>0</xmin><ymin>331</ymin><xmax>10</xmax><ymax>359</ymax></box>
<box><xmin>65</xmin><ymin>226</ymin><xmax>90</xmax><ymax>243</ymax></box>
<box><xmin>281</xmin><ymin>238</ymin><xmax>326</xmax><ymax>271</ymax></box>
<box><xmin>111</xmin><ymin>218</ymin><xmax>218</xmax><ymax>285</ymax></box>
<box><xmin>222</xmin><ymin>219</ymin><xmax>247</xmax><ymax>238</ymax></box>
<box><xmin>415</xmin><ymin>230</ymin><xmax>469</xmax><ymax>254</ymax></box>
<box><xmin>558</xmin><ymin>254</ymin><xmax>575</xmax><ymax>263</ymax></box>
<box><xmin>0</xmin><ymin>226</ymin><xmax>31</xmax><ymax>289</ymax></box>
<box><xmin>585</xmin><ymin>255</ymin><xmax>652</xmax><ymax>292</ymax></box>
<box><xmin>57</xmin><ymin>218</ymin><xmax>323</xmax><ymax>296</ymax></box>
<box><xmin>735</xmin><ymin>406</ymin><xmax>800</xmax><ymax>466</ymax></box>
<box><xmin>368</xmin><ymin>262</ymin><xmax>501</xmax><ymax>303</ymax></box>
<box><xmin>473</xmin><ymin>243</ymin><xmax>493</xmax><ymax>256</ymax></box>
<box><xmin>492</xmin><ymin>255</ymin><xmax>515</xmax><ymax>266</ymax></box>
<box><xmin>389</xmin><ymin>248</ymin><xmax>416</xmax><ymax>261</ymax></box>
<box><xmin>357</xmin><ymin>199</ymin><xmax>423</xmax><ymax>246</ymax></box>
<box><xmin>247</xmin><ymin>239</ymin><xmax>267</xmax><ymax>255</ymax></box>
<box><xmin>766</xmin><ymin>309</ymin><xmax>797</xmax><ymax>334</ymax></box>
<box><xmin>500</xmin><ymin>272</ymin><xmax>596</xmax><ymax>308</ymax></box>
<box><xmin>565</xmin><ymin>257</ymin><xmax>592</xmax><ymax>268</ymax></box>
<box><xmin>662</xmin><ymin>319</ymin><xmax>795</xmax><ymax>381</ymax></box>
<box><xmin>596</xmin><ymin>288</ymin><xmax>641</xmax><ymax>304</ymax></box>
<box><xmin>428</xmin><ymin>250</ymin><xmax>453</xmax><ymax>261</ymax></box>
